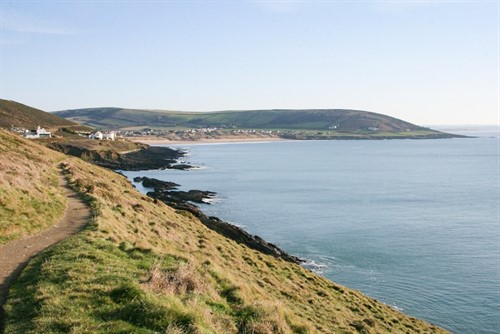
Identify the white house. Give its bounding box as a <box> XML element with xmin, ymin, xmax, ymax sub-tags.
<box><xmin>90</xmin><ymin>131</ymin><xmax>103</xmax><ymax>140</ymax></box>
<box><xmin>24</xmin><ymin>126</ymin><xmax>52</xmax><ymax>139</ymax></box>
<box><xmin>90</xmin><ymin>131</ymin><xmax>116</xmax><ymax>140</ymax></box>
<box><xmin>102</xmin><ymin>131</ymin><xmax>116</xmax><ymax>140</ymax></box>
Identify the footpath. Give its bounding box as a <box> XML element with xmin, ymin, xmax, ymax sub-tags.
<box><xmin>0</xmin><ymin>169</ymin><xmax>90</xmax><ymax>328</ymax></box>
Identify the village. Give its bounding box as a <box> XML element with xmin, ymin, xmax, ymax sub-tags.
<box><xmin>10</xmin><ymin>125</ymin><xmax>353</xmax><ymax>142</ymax></box>
<box><xmin>9</xmin><ymin>126</ymin><xmax>118</xmax><ymax>141</ymax></box>
<box><xmin>118</xmin><ymin>127</ymin><xmax>280</xmax><ymax>138</ymax></box>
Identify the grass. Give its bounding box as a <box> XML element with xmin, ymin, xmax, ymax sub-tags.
<box><xmin>55</xmin><ymin>107</ymin><xmax>437</xmax><ymax>134</ymax></box>
<box><xmin>3</xmin><ymin>235</ymin><xmax>194</xmax><ymax>333</ymax></box>
<box><xmin>44</xmin><ymin>137</ymin><xmax>146</xmax><ymax>153</ymax></box>
<box><xmin>0</xmin><ymin>99</ymin><xmax>78</xmax><ymax>130</ymax></box>
<box><xmin>0</xmin><ymin>130</ymin><xmax>67</xmax><ymax>243</ymax></box>
<box><xmin>1</xmin><ymin>130</ymin><xmax>450</xmax><ymax>333</ymax></box>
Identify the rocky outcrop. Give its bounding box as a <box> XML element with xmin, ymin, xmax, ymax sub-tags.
<box><xmin>47</xmin><ymin>143</ymin><xmax>190</xmax><ymax>171</ymax></box>
<box><xmin>132</xmin><ymin>177</ymin><xmax>179</xmax><ymax>190</ymax></box>
<box><xmin>135</xmin><ymin>176</ymin><xmax>303</xmax><ymax>264</ymax></box>
<box><xmin>199</xmin><ymin>215</ymin><xmax>303</xmax><ymax>264</ymax></box>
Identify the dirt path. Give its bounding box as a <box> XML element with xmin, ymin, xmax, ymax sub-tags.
<box><xmin>0</xmin><ymin>168</ymin><xmax>90</xmax><ymax>326</ymax></box>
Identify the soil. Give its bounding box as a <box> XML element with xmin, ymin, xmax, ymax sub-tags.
<box><xmin>0</xmin><ymin>169</ymin><xmax>90</xmax><ymax>328</ymax></box>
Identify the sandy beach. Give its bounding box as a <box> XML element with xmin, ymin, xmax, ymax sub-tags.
<box><xmin>130</xmin><ymin>136</ymin><xmax>286</xmax><ymax>145</ymax></box>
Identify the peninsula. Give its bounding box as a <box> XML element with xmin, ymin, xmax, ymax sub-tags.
<box><xmin>54</xmin><ymin>107</ymin><xmax>464</xmax><ymax>141</ymax></box>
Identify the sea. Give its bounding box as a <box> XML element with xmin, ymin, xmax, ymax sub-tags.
<box><xmin>123</xmin><ymin>126</ymin><xmax>500</xmax><ymax>334</ymax></box>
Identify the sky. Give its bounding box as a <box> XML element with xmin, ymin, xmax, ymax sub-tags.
<box><xmin>0</xmin><ymin>1</ymin><xmax>498</xmax><ymax>125</ymax></box>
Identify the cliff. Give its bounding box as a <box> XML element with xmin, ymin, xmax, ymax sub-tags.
<box><xmin>0</xmin><ymin>130</ymin><xmax>449</xmax><ymax>333</ymax></box>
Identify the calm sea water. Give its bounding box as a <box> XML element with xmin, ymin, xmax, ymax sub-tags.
<box><xmin>124</xmin><ymin>133</ymin><xmax>500</xmax><ymax>334</ymax></box>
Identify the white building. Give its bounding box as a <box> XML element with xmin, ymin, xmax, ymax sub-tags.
<box><xmin>24</xmin><ymin>126</ymin><xmax>51</xmax><ymax>139</ymax></box>
<box><xmin>89</xmin><ymin>131</ymin><xmax>103</xmax><ymax>140</ymax></box>
<box><xmin>102</xmin><ymin>131</ymin><xmax>116</xmax><ymax>140</ymax></box>
<box><xmin>90</xmin><ymin>131</ymin><xmax>116</xmax><ymax>140</ymax></box>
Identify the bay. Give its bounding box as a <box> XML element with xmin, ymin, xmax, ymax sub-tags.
<box><xmin>124</xmin><ymin>135</ymin><xmax>500</xmax><ymax>334</ymax></box>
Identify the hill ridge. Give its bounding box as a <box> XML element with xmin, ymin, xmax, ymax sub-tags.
<box><xmin>55</xmin><ymin>107</ymin><xmax>428</xmax><ymax>132</ymax></box>
<box><xmin>0</xmin><ymin>99</ymin><xmax>77</xmax><ymax>130</ymax></box>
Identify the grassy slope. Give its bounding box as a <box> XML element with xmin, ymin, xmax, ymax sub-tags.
<box><xmin>45</xmin><ymin>138</ymin><xmax>146</xmax><ymax>153</ymax></box>
<box><xmin>0</xmin><ymin>100</ymin><xmax>82</xmax><ymax>130</ymax></box>
<box><xmin>1</xmin><ymin>130</ymin><xmax>448</xmax><ymax>333</ymax></box>
<box><xmin>55</xmin><ymin>108</ymin><xmax>432</xmax><ymax>133</ymax></box>
<box><xmin>0</xmin><ymin>130</ymin><xmax>67</xmax><ymax>243</ymax></box>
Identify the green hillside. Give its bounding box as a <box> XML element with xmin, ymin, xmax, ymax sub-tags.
<box><xmin>55</xmin><ymin>107</ymin><xmax>428</xmax><ymax>132</ymax></box>
<box><xmin>1</xmin><ymin>129</ymin><xmax>449</xmax><ymax>333</ymax></box>
<box><xmin>0</xmin><ymin>99</ymin><xmax>86</xmax><ymax>130</ymax></box>
<box><xmin>0</xmin><ymin>130</ymin><xmax>67</xmax><ymax>243</ymax></box>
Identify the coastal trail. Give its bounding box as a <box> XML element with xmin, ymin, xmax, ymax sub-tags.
<box><xmin>0</xmin><ymin>167</ymin><xmax>90</xmax><ymax>328</ymax></box>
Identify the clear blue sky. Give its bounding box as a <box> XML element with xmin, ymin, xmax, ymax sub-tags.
<box><xmin>1</xmin><ymin>1</ymin><xmax>498</xmax><ymax>125</ymax></box>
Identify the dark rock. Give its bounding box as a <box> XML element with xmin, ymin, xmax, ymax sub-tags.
<box><xmin>169</xmin><ymin>164</ymin><xmax>193</xmax><ymax>170</ymax></box>
<box><xmin>197</xmin><ymin>215</ymin><xmax>302</xmax><ymax>263</ymax></box>
<box><xmin>137</xmin><ymin>176</ymin><xmax>215</xmax><ymax>204</ymax></box>
<box><xmin>163</xmin><ymin>190</ymin><xmax>216</xmax><ymax>204</ymax></box>
<box><xmin>47</xmin><ymin>144</ymin><xmax>186</xmax><ymax>171</ymax></box>
<box><xmin>148</xmin><ymin>191</ymin><xmax>205</xmax><ymax>217</ymax></box>
<box><xmin>134</xmin><ymin>176</ymin><xmax>179</xmax><ymax>190</ymax></box>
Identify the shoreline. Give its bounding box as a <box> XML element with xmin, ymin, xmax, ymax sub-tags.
<box><xmin>131</xmin><ymin>176</ymin><xmax>303</xmax><ymax>264</ymax></box>
<box><xmin>129</xmin><ymin>136</ymin><xmax>286</xmax><ymax>145</ymax></box>
<box><xmin>127</xmin><ymin>131</ymin><xmax>467</xmax><ymax>145</ymax></box>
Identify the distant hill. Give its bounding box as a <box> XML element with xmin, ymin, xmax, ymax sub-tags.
<box><xmin>55</xmin><ymin>107</ymin><xmax>428</xmax><ymax>132</ymax></box>
<box><xmin>0</xmin><ymin>99</ymin><xmax>89</xmax><ymax>131</ymax></box>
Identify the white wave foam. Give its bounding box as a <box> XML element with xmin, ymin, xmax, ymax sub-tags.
<box><xmin>301</xmin><ymin>259</ymin><xmax>328</xmax><ymax>275</ymax></box>
<box><xmin>189</xmin><ymin>166</ymin><xmax>208</xmax><ymax>170</ymax></box>
<box><xmin>202</xmin><ymin>196</ymin><xmax>222</xmax><ymax>204</ymax></box>
<box><xmin>226</xmin><ymin>221</ymin><xmax>246</xmax><ymax>228</ymax></box>
<box><xmin>390</xmin><ymin>304</ymin><xmax>403</xmax><ymax>312</ymax></box>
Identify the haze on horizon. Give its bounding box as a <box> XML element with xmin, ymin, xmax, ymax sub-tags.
<box><xmin>0</xmin><ymin>1</ymin><xmax>498</xmax><ymax>125</ymax></box>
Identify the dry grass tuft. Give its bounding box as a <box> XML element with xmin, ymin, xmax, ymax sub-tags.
<box><xmin>163</xmin><ymin>323</ymin><xmax>190</xmax><ymax>334</ymax></box>
<box><xmin>145</xmin><ymin>262</ymin><xmax>207</xmax><ymax>296</ymax></box>
<box><xmin>235</xmin><ymin>301</ymin><xmax>298</xmax><ymax>334</ymax></box>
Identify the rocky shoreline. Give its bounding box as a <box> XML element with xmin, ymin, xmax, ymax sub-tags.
<box><xmin>46</xmin><ymin>140</ymin><xmax>308</xmax><ymax>263</ymax></box>
<box><xmin>133</xmin><ymin>176</ymin><xmax>303</xmax><ymax>264</ymax></box>
<box><xmin>46</xmin><ymin>140</ymin><xmax>293</xmax><ymax>261</ymax></box>
<box><xmin>47</xmin><ymin>142</ymin><xmax>192</xmax><ymax>171</ymax></box>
